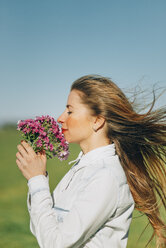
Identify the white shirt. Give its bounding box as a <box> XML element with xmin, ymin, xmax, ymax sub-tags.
<box><xmin>27</xmin><ymin>144</ymin><xmax>134</xmax><ymax>248</ymax></box>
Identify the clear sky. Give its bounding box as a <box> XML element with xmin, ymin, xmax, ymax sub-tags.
<box><xmin>0</xmin><ymin>0</ymin><xmax>166</xmax><ymax>124</ymax></box>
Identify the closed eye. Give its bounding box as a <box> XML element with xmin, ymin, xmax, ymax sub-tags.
<box><xmin>67</xmin><ymin>111</ymin><xmax>72</xmax><ymax>115</ymax></box>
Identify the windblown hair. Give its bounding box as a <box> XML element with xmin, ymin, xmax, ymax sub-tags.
<box><xmin>71</xmin><ymin>75</ymin><xmax>166</xmax><ymax>247</ymax></box>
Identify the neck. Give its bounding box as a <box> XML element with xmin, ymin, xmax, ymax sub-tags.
<box><xmin>79</xmin><ymin>135</ymin><xmax>111</xmax><ymax>154</ymax></box>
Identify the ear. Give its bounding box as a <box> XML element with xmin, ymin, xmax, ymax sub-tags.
<box><xmin>93</xmin><ymin>116</ymin><xmax>106</xmax><ymax>132</ymax></box>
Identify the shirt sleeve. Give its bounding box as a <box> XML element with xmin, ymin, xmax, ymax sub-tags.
<box><xmin>27</xmin><ymin>169</ymin><xmax>119</xmax><ymax>248</ymax></box>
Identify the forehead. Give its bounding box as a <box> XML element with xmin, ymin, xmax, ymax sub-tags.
<box><xmin>67</xmin><ymin>90</ymin><xmax>84</xmax><ymax>107</ymax></box>
<box><xmin>67</xmin><ymin>90</ymin><xmax>95</xmax><ymax>117</ymax></box>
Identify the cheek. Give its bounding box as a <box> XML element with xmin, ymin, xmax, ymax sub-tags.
<box><xmin>66</xmin><ymin>117</ymin><xmax>81</xmax><ymax>129</ymax></box>
<box><xmin>66</xmin><ymin>116</ymin><xmax>91</xmax><ymax>131</ymax></box>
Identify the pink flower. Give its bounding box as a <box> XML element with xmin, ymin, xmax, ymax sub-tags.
<box><xmin>26</xmin><ymin>128</ymin><xmax>31</xmax><ymax>133</ymax></box>
<box><xmin>36</xmin><ymin>138</ymin><xmax>43</xmax><ymax>147</ymax></box>
<box><xmin>40</xmin><ymin>130</ymin><xmax>47</xmax><ymax>136</ymax></box>
<box><xmin>58</xmin><ymin>150</ymin><xmax>69</xmax><ymax>160</ymax></box>
<box><xmin>52</xmin><ymin>126</ymin><xmax>58</xmax><ymax>134</ymax></box>
<box><xmin>36</xmin><ymin>139</ymin><xmax>43</xmax><ymax>148</ymax></box>
<box><xmin>23</xmin><ymin>127</ymin><xmax>28</xmax><ymax>134</ymax></box>
<box><xmin>44</xmin><ymin>137</ymin><xmax>49</xmax><ymax>144</ymax></box>
<box><xmin>17</xmin><ymin>115</ymin><xmax>69</xmax><ymax>160</ymax></box>
<box><xmin>34</xmin><ymin>128</ymin><xmax>39</xmax><ymax>133</ymax></box>
<box><xmin>45</xmin><ymin>144</ymin><xmax>48</xmax><ymax>150</ymax></box>
<box><xmin>49</xmin><ymin>143</ymin><xmax>54</xmax><ymax>151</ymax></box>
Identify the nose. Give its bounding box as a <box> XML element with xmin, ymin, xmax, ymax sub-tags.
<box><xmin>57</xmin><ymin>111</ymin><xmax>65</xmax><ymax>124</ymax></box>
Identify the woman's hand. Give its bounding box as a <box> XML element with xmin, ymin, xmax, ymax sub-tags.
<box><xmin>16</xmin><ymin>141</ymin><xmax>47</xmax><ymax>181</ymax></box>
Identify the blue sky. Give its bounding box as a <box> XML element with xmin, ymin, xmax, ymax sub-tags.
<box><xmin>0</xmin><ymin>0</ymin><xmax>166</xmax><ymax>124</ymax></box>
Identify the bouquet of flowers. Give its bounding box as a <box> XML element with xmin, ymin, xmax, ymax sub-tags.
<box><xmin>17</xmin><ymin>115</ymin><xmax>69</xmax><ymax>160</ymax></box>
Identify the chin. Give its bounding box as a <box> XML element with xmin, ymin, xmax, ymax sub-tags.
<box><xmin>63</xmin><ymin>133</ymin><xmax>80</xmax><ymax>144</ymax></box>
<box><xmin>65</xmin><ymin>136</ymin><xmax>79</xmax><ymax>144</ymax></box>
<box><xmin>65</xmin><ymin>139</ymin><xmax>76</xmax><ymax>144</ymax></box>
<box><xmin>63</xmin><ymin>135</ymin><xmax>72</xmax><ymax>143</ymax></box>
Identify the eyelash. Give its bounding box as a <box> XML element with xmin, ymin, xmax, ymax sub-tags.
<box><xmin>67</xmin><ymin>111</ymin><xmax>72</xmax><ymax>115</ymax></box>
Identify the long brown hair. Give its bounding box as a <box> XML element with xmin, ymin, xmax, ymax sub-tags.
<box><xmin>71</xmin><ymin>75</ymin><xmax>166</xmax><ymax>247</ymax></box>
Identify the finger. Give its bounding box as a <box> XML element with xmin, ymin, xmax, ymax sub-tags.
<box><xmin>17</xmin><ymin>144</ymin><xmax>28</xmax><ymax>157</ymax></box>
<box><xmin>42</xmin><ymin>154</ymin><xmax>47</xmax><ymax>164</ymax></box>
<box><xmin>16</xmin><ymin>158</ymin><xmax>22</xmax><ymax>168</ymax></box>
<box><xmin>16</xmin><ymin>151</ymin><xmax>23</xmax><ymax>161</ymax></box>
<box><xmin>16</xmin><ymin>159</ymin><xmax>26</xmax><ymax>175</ymax></box>
<box><xmin>38</xmin><ymin>152</ymin><xmax>47</xmax><ymax>163</ymax></box>
<box><xmin>16</xmin><ymin>152</ymin><xmax>27</xmax><ymax>166</ymax></box>
<box><xmin>37</xmin><ymin>150</ymin><xmax>45</xmax><ymax>156</ymax></box>
<box><xmin>21</xmin><ymin>141</ymin><xmax>36</xmax><ymax>156</ymax></box>
<box><xmin>40</xmin><ymin>150</ymin><xmax>45</xmax><ymax>155</ymax></box>
<box><xmin>37</xmin><ymin>151</ymin><xmax>45</xmax><ymax>160</ymax></box>
<box><xmin>16</xmin><ymin>156</ymin><xmax>25</xmax><ymax>171</ymax></box>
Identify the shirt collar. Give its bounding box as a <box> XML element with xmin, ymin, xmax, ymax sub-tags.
<box><xmin>69</xmin><ymin>143</ymin><xmax>116</xmax><ymax>169</ymax></box>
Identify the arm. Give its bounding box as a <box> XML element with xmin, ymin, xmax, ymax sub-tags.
<box><xmin>28</xmin><ymin>169</ymin><xmax>119</xmax><ymax>248</ymax></box>
<box><xmin>16</xmin><ymin>141</ymin><xmax>119</xmax><ymax>248</ymax></box>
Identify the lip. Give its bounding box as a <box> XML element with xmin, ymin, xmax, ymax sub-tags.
<box><xmin>62</xmin><ymin>128</ymin><xmax>68</xmax><ymax>133</ymax></box>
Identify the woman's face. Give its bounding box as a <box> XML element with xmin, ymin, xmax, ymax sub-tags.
<box><xmin>57</xmin><ymin>90</ymin><xmax>95</xmax><ymax>144</ymax></box>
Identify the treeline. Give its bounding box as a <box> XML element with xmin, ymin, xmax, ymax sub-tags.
<box><xmin>0</xmin><ymin>123</ymin><xmax>17</xmax><ymax>130</ymax></box>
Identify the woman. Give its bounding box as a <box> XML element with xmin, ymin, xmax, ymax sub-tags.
<box><xmin>16</xmin><ymin>75</ymin><xmax>166</xmax><ymax>248</ymax></box>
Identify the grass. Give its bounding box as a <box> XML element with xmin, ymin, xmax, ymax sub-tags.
<box><xmin>0</xmin><ymin>128</ymin><xmax>157</xmax><ymax>248</ymax></box>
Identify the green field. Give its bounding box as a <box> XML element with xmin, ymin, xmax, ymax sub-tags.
<box><xmin>0</xmin><ymin>128</ymin><xmax>156</xmax><ymax>248</ymax></box>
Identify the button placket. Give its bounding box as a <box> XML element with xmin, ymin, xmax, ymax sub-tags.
<box><xmin>62</xmin><ymin>160</ymin><xmax>79</xmax><ymax>192</ymax></box>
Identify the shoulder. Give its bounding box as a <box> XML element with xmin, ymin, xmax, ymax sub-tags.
<box><xmin>77</xmin><ymin>154</ymin><xmax>134</xmax><ymax>210</ymax></box>
<box><xmin>82</xmin><ymin>154</ymin><xmax>126</xmax><ymax>187</ymax></box>
<box><xmin>79</xmin><ymin>156</ymin><xmax>121</xmax><ymax>195</ymax></box>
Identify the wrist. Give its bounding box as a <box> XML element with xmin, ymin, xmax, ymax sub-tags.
<box><xmin>27</xmin><ymin>174</ymin><xmax>49</xmax><ymax>195</ymax></box>
<box><xmin>27</xmin><ymin>171</ymin><xmax>48</xmax><ymax>182</ymax></box>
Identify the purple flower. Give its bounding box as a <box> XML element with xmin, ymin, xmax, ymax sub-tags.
<box><xmin>44</xmin><ymin>136</ymin><xmax>49</xmax><ymax>144</ymax></box>
<box><xmin>17</xmin><ymin>115</ymin><xmax>69</xmax><ymax>160</ymax></box>
<box><xmin>36</xmin><ymin>139</ymin><xmax>43</xmax><ymax>148</ymax></box>
<box><xmin>49</xmin><ymin>143</ymin><xmax>54</xmax><ymax>151</ymax></box>
<box><xmin>40</xmin><ymin>130</ymin><xmax>47</xmax><ymax>136</ymax></box>
<box><xmin>58</xmin><ymin>150</ymin><xmax>69</xmax><ymax>161</ymax></box>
